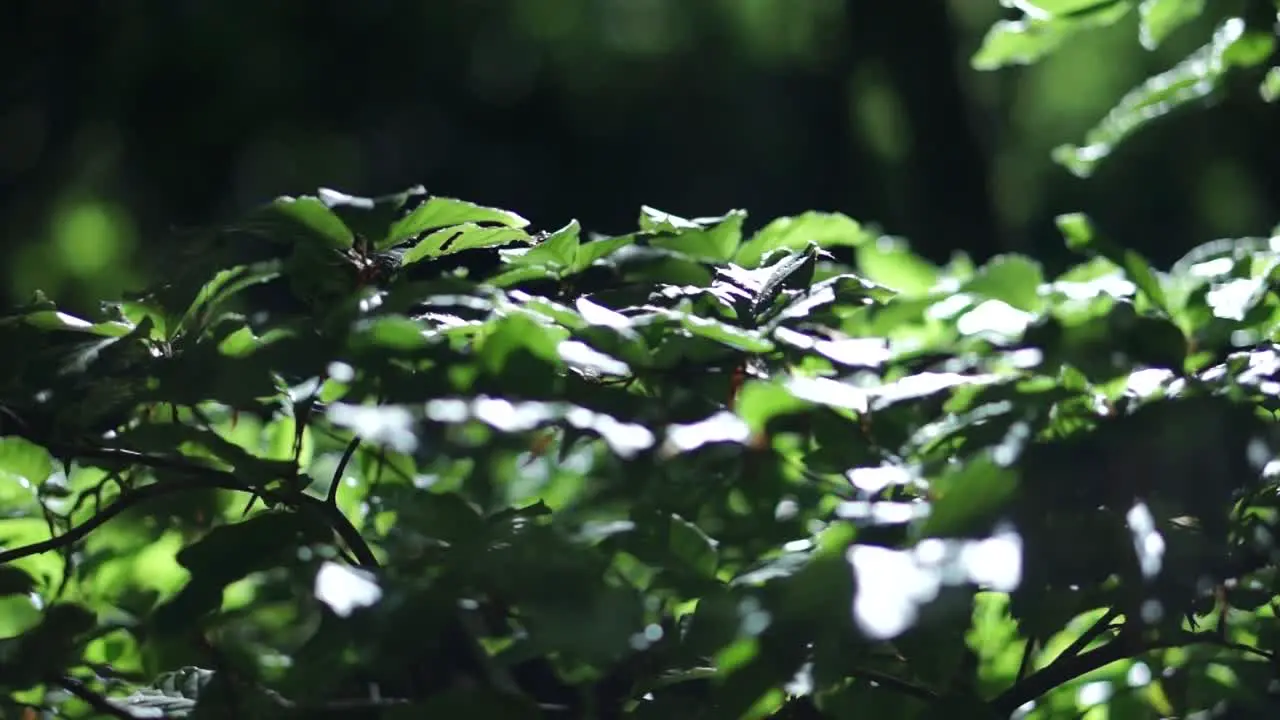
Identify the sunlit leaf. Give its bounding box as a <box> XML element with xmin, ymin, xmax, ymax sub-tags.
<box><xmin>1054</xmin><ymin>18</ymin><xmax>1271</xmax><ymax>178</ymax></box>
<box><xmin>388</xmin><ymin>196</ymin><xmax>529</xmax><ymax>243</ymax></box>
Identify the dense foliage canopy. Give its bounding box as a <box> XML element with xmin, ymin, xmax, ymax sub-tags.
<box><xmin>1</xmin><ymin>2</ymin><xmax>1279</xmax><ymax>719</ymax></box>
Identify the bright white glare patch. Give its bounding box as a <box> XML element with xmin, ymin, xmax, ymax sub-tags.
<box><xmin>927</xmin><ymin>294</ymin><xmax>973</xmax><ymax>320</ymax></box>
<box><xmin>1126</xmin><ymin>368</ymin><xmax>1174</xmax><ymax>397</ymax></box>
<box><xmin>848</xmin><ymin>545</ymin><xmax>941</xmax><ymax>640</ymax></box>
<box><xmin>1207</xmin><ymin>278</ymin><xmax>1262</xmax><ymax>321</ymax></box>
<box><xmin>1006</xmin><ymin>348</ymin><xmax>1043</xmax><ymax>369</ymax></box>
<box><xmin>559</xmin><ymin>340</ymin><xmax>630</xmax><ymax>376</ymax></box>
<box><xmin>814</xmin><ymin>338</ymin><xmax>892</xmax><ymax>368</ymax></box>
<box><xmin>318</xmin><ymin>187</ymin><xmax>375</xmax><ymax>208</ymax></box>
<box><xmin>664</xmin><ymin>412</ymin><xmax>751</xmax><ymax>452</ymax></box>
<box><xmin>786</xmin><ymin>377</ymin><xmax>869</xmax><ymax>412</ymax></box>
<box><xmin>1127</xmin><ymin>502</ymin><xmax>1165</xmax><ymax>579</ymax></box>
<box><xmin>1127</xmin><ymin>662</ymin><xmax>1152</xmax><ymax>687</ymax></box>
<box><xmin>1188</xmin><ymin>257</ymin><xmax>1234</xmax><ymax>278</ymax></box>
<box><xmin>575</xmin><ymin>297</ymin><xmax>633</xmax><ymax>329</ymax></box>
<box><xmin>1053</xmin><ymin>275</ymin><xmax>1135</xmax><ymax>301</ymax></box>
<box><xmin>870</xmin><ymin>372</ymin><xmax>1000</xmax><ymax>408</ymax></box>
<box><xmin>957</xmin><ymin>300</ymin><xmax>1033</xmax><ymax>337</ymax></box>
<box><xmin>846</xmin><ymin>465</ymin><xmax>914</xmax><ymax>493</ymax></box>
<box><xmin>1077</xmin><ymin>680</ymin><xmax>1113</xmax><ymax>707</ymax></box>
<box><xmin>314</xmin><ymin>562</ymin><xmax>382</xmax><ymax>617</ymax></box>
<box><xmin>327</xmin><ymin>404</ymin><xmax>418</xmax><ymax>453</ymax></box>
<box><xmin>959</xmin><ymin>528</ymin><xmax>1023</xmax><ymax>592</ymax></box>
<box><xmin>849</xmin><ymin>527</ymin><xmax>1024</xmax><ymax>640</ymax></box>
<box><xmin>835</xmin><ymin>501</ymin><xmax>923</xmax><ymax>525</ymax></box>
<box><xmin>473</xmin><ymin>397</ymin><xmax>551</xmax><ymax>432</ymax></box>
<box><xmin>327</xmin><ymin>361</ymin><xmax>355</xmax><ymax>383</ymax></box>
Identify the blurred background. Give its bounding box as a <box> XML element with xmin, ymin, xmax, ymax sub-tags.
<box><xmin>1</xmin><ymin>0</ymin><xmax>1277</xmax><ymax>308</ymax></box>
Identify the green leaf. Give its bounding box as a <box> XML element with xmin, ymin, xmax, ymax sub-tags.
<box><xmin>260</xmin><ymin>195</ymin><xmax>354</xmax><ymax>251</ymax></box>
<box><xmin>16</xmin><ymin>310</ymin><xmax>134</xmax><ymax>337</ymax></box>
<box><xmin>677</xmin><ymin>313</ymin><xmax>775</xmax><ymax>353</ymax></box>
<box><xmin>352</xmin><ymin>315</ymin><xmax>430</xmax><ymax>351</ymax></box>
<box><xmin>734</xmin><ymin>211</ymin><xmax>871</xmax><ymax>268</ymax></box>
<box><xmin>1138</xmin><ymin>0</ymin><xmax>1206</xmax><ymax>49</ymax></box>
<box><xmin>856</xmin><ymin>237</ymin><xmax>937</xmax><ymax>296</ymax></box>
<box><xmin>388</xmin><ymin>196</ymin><xmax>529</xmax><ymax>243</ymax></box>
<box><xmin>1262</xmin><ymin>66</ymin><xmax>1280</xmax><ymax>102</ymax></box>
<box><xmin>669</xmin><ymin>515</ymin><xmax>719</xmax><ymax>578</ymax></box>
<box><xmin>963</xmin><ymin>255</ymin><xmax>1046</xmax><ymax>313</ymax></box>
<box><xmin>649</xmin><ymin>209</ymin><xmax>746</xmax><ymax>263</ymax></box>
<box><xmin>0</xmin><ymin>437</ymin><xmax>54</xmax><ymax>492</ymax></box>
<box><xmin>734</xmin><ymin>380</ymin><xmax>813</xmax><ymax>432</ymax></box>
<box><xmin>505</xmin><ymin>220</ymin><xmax>580</xmax><ymax>270</ymax></box>
<box><xmin>401</xmin><ymin>224</ymin><xmax>532</xmax><ymax>264</ymax></box>
<box><xmin>314</xmin><ymin>186</ymin><xmax>428</xmax><ymax>249</ymax></box>
<box><xmin>572</xmin><ymin>234</ymin><xmax>636</xmax><ymax>271</ymax></box>
<box><xmin>916</xmin><ymin>457</ymin><xmax>1019</xmax><ymax>538</ymax></box>
<box><xmin>175</xmin><ymin>261</ymin><xmax>283</xmax><ymax>338</ymax></box>
<box><xmin>1056</xmin><ymin>212</ymin><xmax>1170</xmax><ymax>315</ymax></box>
<box><xmin>1054</xmin><ymin>18</ymin><xmax>1271</xmax><ymax>178</ymax></box>
<box><xmin>971</xmin><ymin>0</ymin><xmax>1130</xmax><ymax>70</ymax></box>
<box><xmin>151</xmin><ymin>512</ymin><xmax>321</xmax><ymax>634</ymax></box>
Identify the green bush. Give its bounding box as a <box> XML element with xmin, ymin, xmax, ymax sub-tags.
<box><xmin>1</xmin><ymin>2</ymin><xmax>1279</xmax><ymax>718</ymax></box>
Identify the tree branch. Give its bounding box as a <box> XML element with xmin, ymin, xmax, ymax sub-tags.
<box><xmin>328</xmin><ymin>436</ymin><xmax>361</xmax><ymax>505</ymax></box>
<box><xmin>55</xmin><ymin>674</ymin><xmax>148</xmax><ymax>720</ymax></box>
<box><xmin>992</xmin><ymin>630</ymin><xmax>1270</xmax><ymax>715</ymax></box>
<box><xmin>853</xmin><ymin>667</ymin><xmax>939</xmax><ymax>703</ymax></box>
<box><xmin>0</xmin><ymin>443</ymin><xmax>379</xmax><ymax>570</ymax></box>
<box><xmin>0</xmin><ymin>478</ymin><xmax>229</xmax><ymax>565</ymax></box>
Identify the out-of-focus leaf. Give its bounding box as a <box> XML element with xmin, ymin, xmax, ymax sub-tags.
<box><xmin>856</xmin><ymin>237</ymin><xmax>937</xmax><ymax>296</ymax></box>
<box><xmin>916</xmin><ymin>456</ymin><xmax>1020</xmax><ymax>539</ymax></box>
<box><xmin>1053</xmin><ymin>18</ymin><xmax>1272</xmax><ymax>178</ymax></box>
<box><xmin>1138</xmin><ymin>0</ymin><xmax>1206</xmax><ymax>49</ymax></box>
<box><xmin>0</xmin><ymin>437</ymin><xmax>54</xmax><ymax>497</ymax></box>
<box><xmin>0</xmin><ymin>568</ymin><xmax>36</xmax><ymax>597</ymax></box>
<box><xmin>963</xmin><ymin>255</ymin><xmax>1045</xmax><ymax>313</ymax></box>
<box><xmin>1056</xmin><ymin>212</ymin><xmax>1170</xmax><ymax>316</ymax></box>
<box><xmin>151</xmin><ymin>512</ymin><xmax>323</xmax><ymax>634</ymax></box>
<box><xmin>1262</xmin><ymin>66</ymin><xmax>1280</xmax><ymax>102</ymax></box>
<box><xmin>383</xmin><ymin>690</ymin><xmax>542</xmax><ymax>719</ymax></box>
<box><xmin>971</xmin><ymin>0</ymin><xmax>1130</xmax><ymax>70</ymax></box>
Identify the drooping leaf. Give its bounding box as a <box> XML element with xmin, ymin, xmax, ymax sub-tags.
<box><xmin>1053</xmin><ymin>18</ymin><xmax>1274</xmax><ymax>178</ymax></box>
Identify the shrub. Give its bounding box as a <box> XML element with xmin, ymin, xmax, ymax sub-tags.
<box><xmin>1</xmin><ymin>2</ymin><xmax>1279</xmax><ymax>719</ymax></box>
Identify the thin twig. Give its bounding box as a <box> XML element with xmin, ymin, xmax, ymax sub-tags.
<box><xmin>852</xmin><ymin>667</ymin><xmax>938</xmax><ymax>702</ymax></box>
<box><xmin>1058</xmin><ymin>607</ymin><xmax>1120</xmax><ymax>660</ymax></box>
<box><xmin>0</xmin><ymin>444</ymin><xmax>379</xmax><ymax>571</ymax></box>
<box><xmin>55</xmin><ymin>674</ymin><xmax>147</xmax><ymax>720</ymax></box>
<box><xmin>993</xmin><ymin>630</ymin><xmax>1270</xmax><ymax>715</ymax></box>
<box><xmin>329</xmin><ymin>436</ymin><xmax>361</xmax><ymax>505</ymax></box>
<box><xmin>0</xmin><ymin>480</ymin><xmax>226</xmax><ymax>565</ymax></box>
<box><xmin>1016</xmin><ymin>638</ymin><xmax>1036</xmax><ymax>681</ymax></box>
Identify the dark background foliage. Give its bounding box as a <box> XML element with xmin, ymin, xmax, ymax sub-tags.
<box><xmin>2</xmin><ymin>0</ymin><xmax>1278</xmax><ymax>307</ymax></box>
